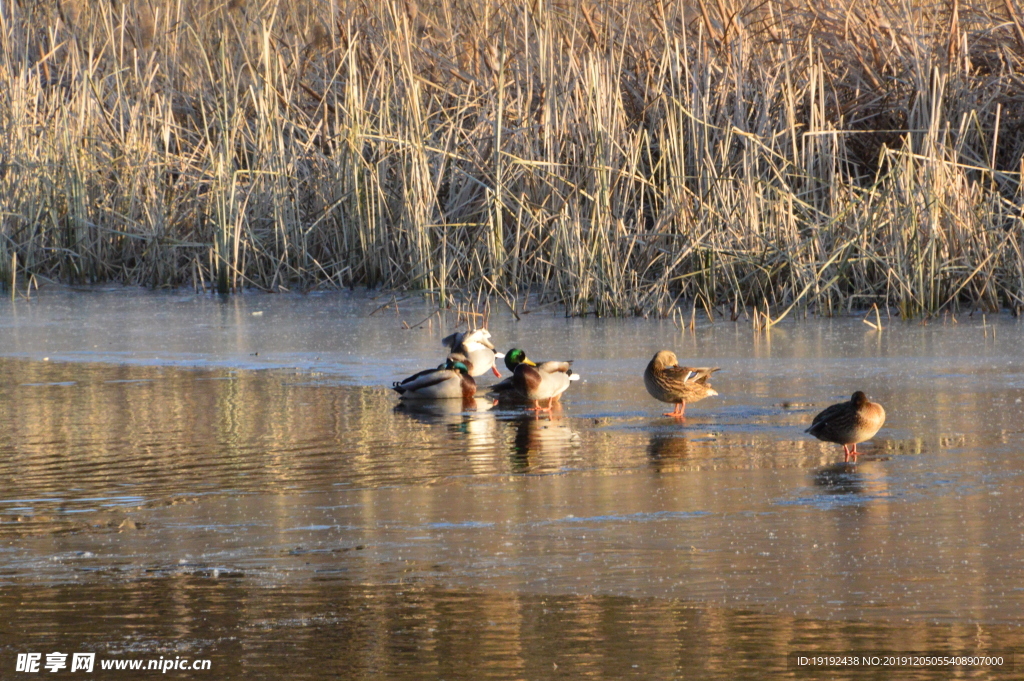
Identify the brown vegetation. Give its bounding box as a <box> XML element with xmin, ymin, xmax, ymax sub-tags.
<box><xmin>2</xmin><ymin>0</ymin><xmax>1024</xmax><ymax>316</ymax></box>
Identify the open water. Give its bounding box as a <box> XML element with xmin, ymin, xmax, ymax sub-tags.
<box><xmin>0</xmin><ymin>289</ymin><xmax>1022</xmax><ymax>679</ymax></box>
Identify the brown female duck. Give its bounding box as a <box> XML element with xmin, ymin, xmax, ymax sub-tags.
<box><xmin>643</xmin><ymin>350</ymin><xmax>720</xmax><ymax>418</ymax></box>
<box><xmin>805</xmin><ymin>391</ymin><xmax>886</xmax><ymax>462</ymax></box>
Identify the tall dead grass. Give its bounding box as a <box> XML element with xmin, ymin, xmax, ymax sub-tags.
<box><xmin>1</xmin><ymin>0</ymin><xmax>1023</xmax><ymax>316</ymax></box>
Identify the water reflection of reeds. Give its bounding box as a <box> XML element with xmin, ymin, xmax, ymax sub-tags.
<box><xmin>0</xmin><ymin>358</ymin><xmax>593</xmax><ymax>536</ymax></box>
<box><xmin>4</xmin><ymin>343</ymin><xmax>1024</xmax><ymax>636</ymax></box>
<box><xmin>2</xmin><ymin>344</ymin><xmax>1018</xmax><ymax>533</ymax></box>
<box><xmin>0</xmin><ymin>577</ymin><xmax>1019</xmax><ymax>680</ymax></box>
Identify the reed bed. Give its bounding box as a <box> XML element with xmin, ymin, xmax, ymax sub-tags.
<box><xmin>1</xmin><ymin>0</ymin><xmax>1023</xmax><ymax>317</ymax></box>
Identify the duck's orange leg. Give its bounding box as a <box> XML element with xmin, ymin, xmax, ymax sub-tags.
<box><xmin>529</xmin><ymin>398</ymin><xmax>555</xmax><ymax>418</ymax></box>
<box><xmin>663</xmin><ymin>402</ymin><xmax>687</xmax><ymax>418</ymax></box>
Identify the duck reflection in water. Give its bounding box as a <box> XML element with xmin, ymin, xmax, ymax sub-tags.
<box><xmin>814</xmin><ymin>462</ymin><xmax>864</xmax><ymax>495</ymax></box>
<box><xmin>814</xmin><ymin>460</ymin><xmax>890</xmax><ymax>503</ymax></box>
<box><xmin>507</xmin><ymin>409</ymin><xmax>579</xmax><ymax>472</ymax></box>
<box><xmin>647</xmin><ymin>433</ymin><xmax>691</xmax><ymax>473</ymax></box>
<box><xmin>394</xmin><ymin>397</ymin><xmax>498</xmax><ymax>449</ymax></box>
<box><xmin>394</xmin><ymin>396</ymin><xmax>494</xmax><ymax>426</ymax></box>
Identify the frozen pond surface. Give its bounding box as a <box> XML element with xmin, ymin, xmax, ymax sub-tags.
<box><xmin>1</xmin><ymin>288</ymin><xmax>1023</xmax><ymax>679</ymax></box>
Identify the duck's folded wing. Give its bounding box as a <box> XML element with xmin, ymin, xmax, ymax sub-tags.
<box><xmin>487</xmin><ymin>376</ymin><xmax>517</xmax><ymax>393</ymax></box>
<box><xmin>807</xmin><ymin>401</ymin><xmax>848</xmax><ymax>431</ymax></box>
<box><xmin>537</xmin><ymin>360</ymin><xmax>573</xmax><ymax>374</ymax></box>
<box><xmin>395</xmin><ymin>369</ymin><xmax>449</xmax><ymax>392</ymax></box>
<box><xmin>676</xmin><ymin>366</ymin><xmax>720</xmax><ymax>382</ymax></box>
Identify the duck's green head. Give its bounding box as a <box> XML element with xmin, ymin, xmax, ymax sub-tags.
<box><xmin>447</xmin><ymin>359</ymin><xmax>471</xmax><ymax>375</ymax></box>
<box><xmin>504</xmin><ymin>348</ymin><xmax>536</xmax><ymax>371</ymax></box>
<box><xmin>445</xmin><ymin>352</ymin><xmax>473</xmax><ymax>374</ymax></box>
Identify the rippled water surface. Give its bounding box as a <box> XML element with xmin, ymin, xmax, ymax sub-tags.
<box><xmin>1</xmin><ymin>289</ymin><xmax>1023</xmax><ymax>679</ymax></box>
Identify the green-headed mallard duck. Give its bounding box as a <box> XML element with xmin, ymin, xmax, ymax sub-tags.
<box><xmin>806</xmin><ymin>391</ymin><xmax>885</xmax><ymax>462</ymax></box>
<box><xmin>392</xmin><ymin>358</ymin><xmax>476</xmax><ymax>400</ymax></box>
<box><xmin>491</xmin><ymin>348</ymin><xmax>579</xmax><ymax>412</ymax></box>
<box><xmin>442</xmin><ymin>329</ymin><xmax>505</xmax><ymax>378</ymax></box>
<box><xmin>644</xmin><ymin>350</ymin><xmax>720</xmax><ymax>418</ymax></box>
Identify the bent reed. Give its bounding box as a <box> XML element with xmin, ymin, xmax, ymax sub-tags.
<box><xmin>2</xmin><ymin>0</ymin><xmax>1023</xmax><ymax>317</ymax></box>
